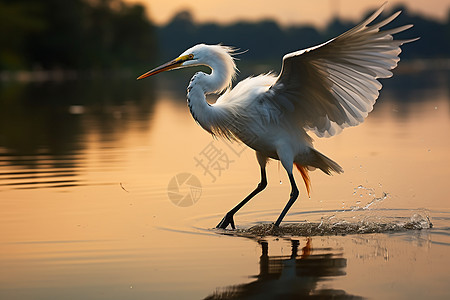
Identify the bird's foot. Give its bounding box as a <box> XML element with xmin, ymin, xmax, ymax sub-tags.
<box><xmin>270</xmin><ymin>222</ymin><xmax>282</xmax><ymax>236</ymax></box>
<box><xmin>216</xmin><ymin>212</ymin><xmax>236</xmax><ymax>230</ymax></box>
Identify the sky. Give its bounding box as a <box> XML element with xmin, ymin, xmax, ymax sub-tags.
<box><xmin>127</xmin><ymin>0</ymin><xmax>449</xmax><ymax>27</ymax></box>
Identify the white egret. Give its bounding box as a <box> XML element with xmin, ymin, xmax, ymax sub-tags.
<box><xmin>137</xmin><ymin>3</ymin><xmax>417</xmax><ymax>229</ymax></box>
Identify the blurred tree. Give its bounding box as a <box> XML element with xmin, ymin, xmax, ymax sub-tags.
<box><xmin>386</xmin><ymin>5</ymin><xmax>450</xmax><ymax>59</ymax></box>
<box><xmin>158</xmin><ymin>5</ymin><xmax>450</xmax><ymax>63</ymax></box>
<box><xmin>0</xmin><ymin>1</ymin><xmax>46</xmax><ymax>69</ymax></box>
<box><xmin>157</xmin><ymin>10</ymin><xmax>198</xmax><ymax>59</ymax></box>
<box><xmin>1</xmin><ymin>1</ymin><xmax>449</xmax><ymax>72</ymax></box>
<box><xmin>0</xmin><ymin>0</ymin><xmax>157</xmax><ymax>71</ymax></box>
<box><xmin>25</xmin><ymin>0</ymin><xmax>86</xmax><ymax>69</ymax></box>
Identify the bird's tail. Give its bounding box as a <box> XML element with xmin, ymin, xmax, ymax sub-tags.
<box><xmin>310</xmin><ymin>149</ymin><xmax>344</xmax><ymax>175</ymax></box>
<box><xmin>294</xmin><ymin>150</ymin><xmax>343</xmax><ymax>197</ymax></box>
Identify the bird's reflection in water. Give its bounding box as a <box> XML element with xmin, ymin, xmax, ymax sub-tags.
<box><xmin>205</xmin><ymin>238</ymin><xmax>363</xmax><ymax>299</ymax></box>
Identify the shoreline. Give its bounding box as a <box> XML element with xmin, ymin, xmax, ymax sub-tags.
<box><xmin>1</xmin><ymin>58</ymin><xmax>449</xmax><ymax>83</ymax></box>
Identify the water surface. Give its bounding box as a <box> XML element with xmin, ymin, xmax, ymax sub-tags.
<box><xmin>0</xmin><ymin>69</ymin><xmax>449</xmax><ymax>299</ymax></box>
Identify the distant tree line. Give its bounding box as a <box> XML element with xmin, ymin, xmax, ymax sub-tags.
<box><xmin>157</xmin><ymin>5</ymin><xmax>450</xmax><ymax>63</ymax></box>
<box><xmin>0</xmin><ymin>0</ymin><xmax>157</xmax><ymax>70</ymax></box>
<box><xmin>0</xmin><ymin>1</ymin><xmax>448</xmax><ymax>71</ymax></box>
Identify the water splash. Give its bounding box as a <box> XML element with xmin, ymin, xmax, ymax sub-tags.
<box><xmin>350</xmin><ymin>185</ymin><xmax>388</xmax><ymax>211</ymax></box>
<box><xmin>234</xmin><ymin>209</ymin><xmax>433</xmax><ymax>237</ymax></box>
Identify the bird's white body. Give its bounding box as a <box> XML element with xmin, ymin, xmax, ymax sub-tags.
<box><xmin>138</xmin><ymin>3</ymin><xmax>417</xmax><ymax>228</ymax></box>
<box><xmin>215</xmin><ymin>74</ymin><xmax>313</xmax><ymax>161</ymax></box>
<box><xmin>186</xmin><ymin>49</ymin><xmax>342</xmax><ymax>180</ymax></box>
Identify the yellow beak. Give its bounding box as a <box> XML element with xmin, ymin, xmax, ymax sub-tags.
<box><xmin>137</xmin><ymin>55</ymin><xmax>192</xmax><ymax>80</ymax></box>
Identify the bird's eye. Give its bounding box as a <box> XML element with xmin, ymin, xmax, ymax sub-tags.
<box><xmin>188</xmin><ymin>54</ymin><xmax>194</xmax><ymax>59</ymax></box>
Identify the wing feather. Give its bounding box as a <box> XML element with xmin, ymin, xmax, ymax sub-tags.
<box><xmin>267</xmin><ymin>3</ymin><xmax>417</xmax><ymax>137</ymax></box>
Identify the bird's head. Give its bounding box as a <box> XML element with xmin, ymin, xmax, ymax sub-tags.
<box><xmin>137</xmin><ymin>44</ymin><xmax>237</xmax><ymax>81</ymax></box>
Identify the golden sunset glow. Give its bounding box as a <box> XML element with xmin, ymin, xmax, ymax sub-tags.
<box><xmin>128</xmin><ymin>0</ymin><xmax>448</xmax><ymax>26</ymax></box>
<box><xmin>1</xmin><ymin>1</ymin><xmax>449</xmax><ymax>297</ymax></box>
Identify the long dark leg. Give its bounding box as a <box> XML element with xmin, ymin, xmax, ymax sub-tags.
<box><xmin>216</xmin><ymin>167</ymin><xmax>267</xmax><ymax>229</ymax></box>
<box><xmin>274</xmin><ymin>172</ymin><xmax>299</xmax><ymax>227</ymax></box>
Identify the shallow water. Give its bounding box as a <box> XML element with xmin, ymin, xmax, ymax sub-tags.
<box><xmin>0</xmin><ymin>69</ymin><xmax>449</xmax><ymax>299</ymax></box>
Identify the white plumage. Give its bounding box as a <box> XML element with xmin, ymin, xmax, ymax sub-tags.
<box><xmin>137</xmin><ymin>3</ymin><xmax>417</xmax><ymax>229</ymax></box>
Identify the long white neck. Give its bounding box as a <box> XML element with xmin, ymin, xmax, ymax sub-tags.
<box><xmin>187</xmin><ymin>55</ymin><xmax>236</xmax><ymax>137</ymax></box>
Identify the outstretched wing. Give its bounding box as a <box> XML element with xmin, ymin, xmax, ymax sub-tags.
<box><xmin>267</xmin><ymin>3</ymin><xmax>418</xmax><ymax>137</ymax></box>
